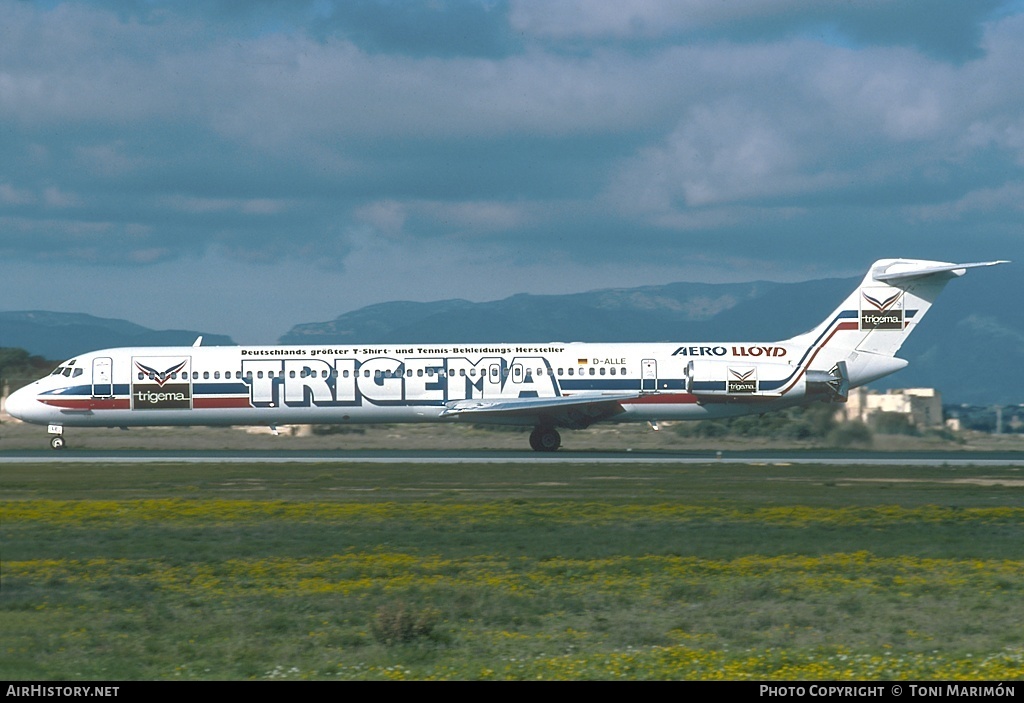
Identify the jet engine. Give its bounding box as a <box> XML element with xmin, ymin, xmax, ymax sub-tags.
<box><xmin>686</xmin><ymin>359</ymin><xmax>849</xmax><ymax>402</ymax></box>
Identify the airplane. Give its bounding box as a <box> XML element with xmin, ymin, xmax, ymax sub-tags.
<box><xmin>4</xmin><ymin>258</ymin><xmax>1009</xmax><ymax>451</ymax></box>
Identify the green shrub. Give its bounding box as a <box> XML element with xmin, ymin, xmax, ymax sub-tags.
<box><xmin>870</xmin><ymin>412</ymin><xmax>918</xmax><ymax>436</ymax></box>
<box><xmin>826</xmin><ymin>421</ymin><xmax>873</xmax><ymax>447</ymax></box>
<box><xmin>673</xmin><ymin>404</ymin><xmax>844</xmax><ymax>441</ymax></box>
<box><xmin>311</xmin><ymin>425</ymin><xmax>366</xmax><ymax>435</ymax></box>
<box><xmin>371</xmin><ymin>601</ymin><xmax>442</xmax><ymax>647</ymax></box>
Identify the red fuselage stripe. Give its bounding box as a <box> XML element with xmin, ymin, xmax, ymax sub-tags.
<box><xmin>621</xmin><ymin>393</ymin><xmax>699</xmax><ymax>405</ymax></box>
<box><xmin>38</xmin><ymin>398</ymin><xmax>131</xmax><ymax>410</ymax></box>
<box><xmin>193</xmin><ymin>397</ymin><xmax>253</xmax><ymax>409</ymax></box>
<box><xmin>779</xmin><ymin>321</ymin><xmax>859</xmax><ymax>395</ymax></box>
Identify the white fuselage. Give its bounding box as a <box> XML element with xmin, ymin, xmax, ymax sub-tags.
<box><xmin>8</xmin><ymin>340</ymin><xmax>823</xmax><ymax>429</ymax></box>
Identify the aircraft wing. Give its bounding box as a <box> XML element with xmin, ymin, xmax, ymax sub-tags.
<box><xmin>441</xmin><ymin>393</ymin><xmax>641</xmax><ymax>429</ymax></box>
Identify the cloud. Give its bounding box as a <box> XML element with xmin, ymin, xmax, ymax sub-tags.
<box><xmin>0</xmin><ymin>1</ymin><xmax>1021</xmax><ymax>342</ymax></box>
<box><xmin>509</xmin><ymin>0</ymin><xmax>1006</xmax><ymax>61</ymax></box>
<box><xmin>909</xmin><ymin>181</ymin><xmax>1024</xmax><ymax>221</ymax></box>
<box><xmin>0</xmin><ymin>183</ymin><xmax>35</xmax><ymax>206</ymax></box>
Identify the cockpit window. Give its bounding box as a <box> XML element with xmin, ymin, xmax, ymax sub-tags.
<box><xmin>51</xmin><ymin>358</ymin><xmax>79</xmax><ymax>376</ymax></box>
<box><xmin>73</xmin><ymin>368</ymin><xmax>83</xmax><ymax>378</ymax></box>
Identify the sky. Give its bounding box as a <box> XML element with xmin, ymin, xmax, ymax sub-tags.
<box><xmin>1</xmin><ymin>0</ymin><xmax>1022</xmax><ymax>343</ymax></box>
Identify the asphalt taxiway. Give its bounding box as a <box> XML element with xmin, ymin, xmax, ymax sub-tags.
<box><xmin>2</xmin><ymin>449</ymin><xmax>1023</xmax><ymax>466</ymax></box>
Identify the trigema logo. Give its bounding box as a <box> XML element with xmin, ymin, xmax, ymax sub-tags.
<box><xmin>860</xmin><ymin>289</ymin><xmax>904</xmax><ymax>330</ymax></box>
<box><xmin>727</xmin><ymin>367</ymin><xmax>757</xmax><ymax>394</ymax></box>
<box><xmin>132</xmin><ymin>357</ymin><xmax>192</xmax><ymax>410</ymax></box>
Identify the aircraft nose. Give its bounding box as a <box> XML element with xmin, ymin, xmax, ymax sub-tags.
<box><xmin>4</xmin><ymin>385</ymin><xmax>40</xmax><ymax>423</ymax></box>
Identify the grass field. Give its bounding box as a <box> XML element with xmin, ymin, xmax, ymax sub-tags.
<box><xmin>2</xmin><ymin>457</ymin><xmax>1023</xmax><ymax>680</ymax></box>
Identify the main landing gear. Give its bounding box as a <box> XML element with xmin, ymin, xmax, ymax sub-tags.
<box><xmin>529</xmin><ymin>426</ymin><xmax>561</xmax><ymax>452</ymax></box>
<box><xmin>50</xmin><ymin>436</ymin><xmax>66</xmax><ymax>450</ymax></box>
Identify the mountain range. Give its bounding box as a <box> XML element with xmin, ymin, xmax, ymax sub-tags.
<box><xmin>0</xmin><ymin>311</ymin><xmax>234</xmax><ymax>361</ymax></box>
<box><xmin>3</xmin><ymin>268</ymin><xmax>1020</xmax><ymax>405</ymax></box>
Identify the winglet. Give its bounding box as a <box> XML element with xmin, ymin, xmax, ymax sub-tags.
<box><xmin>873</xmin><ymin>260</ymin><xmax>1009</xmax><ymax>283</ymax></box>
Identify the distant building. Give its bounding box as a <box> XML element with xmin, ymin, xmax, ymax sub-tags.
<box><xmin>843</xmin><ymin>387</ymin><xmax>943</xmax><ymax>429</ymax></box>
<box><xmin>945</xmin><ymin>404</ymin><xmax>1024</xmax><ymax>434</ymax></box>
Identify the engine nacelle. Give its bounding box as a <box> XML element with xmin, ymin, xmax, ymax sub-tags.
<box><xmin>805</xmin><ymin>360</ymin><xmax>849</xmax><ymax>402</ymax></box>
<box><xmin>686</xmin><ymin>359</ymin><xmax>792</xmax><ymax>397</ymax></box>
<box><xmin>686</xmin><ymin>359</ymin><xmax>849</xmax><ymax>401</ymax></box>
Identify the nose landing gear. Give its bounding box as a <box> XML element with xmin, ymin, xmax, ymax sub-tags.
<box><xmin>47</xmin><ymin>425</ymin><xmax>66</xmax><ymax>450</ymax></box>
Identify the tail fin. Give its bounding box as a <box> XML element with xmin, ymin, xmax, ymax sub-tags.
<box><xmin>786</xmin><ymin>258</ymin><xmax>1008</xmax><ymax>387</ymax></box>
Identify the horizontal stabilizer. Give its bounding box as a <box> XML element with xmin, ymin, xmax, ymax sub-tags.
<box><xmin>873</xmin><ymin>260</ymin><xmax>1009</xmax><ymax>283</ymax></box>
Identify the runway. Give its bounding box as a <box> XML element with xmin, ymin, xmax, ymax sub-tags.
<box><xmin>2</xmin><ymin>449</ymin><xmax>1023</xmax><ymax>466</ymax></box>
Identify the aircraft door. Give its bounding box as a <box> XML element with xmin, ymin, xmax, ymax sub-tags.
<box><xmin>641</xmin><ymin>359</ymin><xmax>657</xmax><ymax>392</ymax></box>
<box><xmin>92</xmin><ymin>357</ymin><xmax>113</xmax><ymax>398</ymax></box>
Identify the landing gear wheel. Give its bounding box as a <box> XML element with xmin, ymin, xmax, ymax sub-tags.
<box><xmin>50</xmin><ymin>436</ymin><xmax>66</xmax><ymax>450</ymax></box>
<box><xmin>529</xmin><ymin>427</ymin><xmax>561</xmax><ymax>452</ymax></box>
